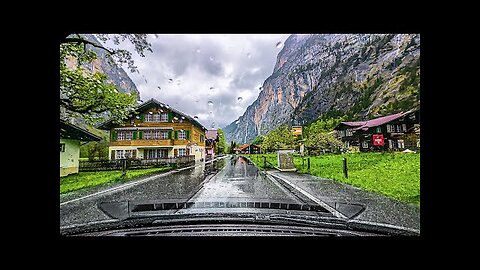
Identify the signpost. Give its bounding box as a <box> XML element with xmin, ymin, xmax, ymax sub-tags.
<box><xmin>276</xmin><ymin>149</ymin><xmax>297</xmax><ymax>172</ymax></box>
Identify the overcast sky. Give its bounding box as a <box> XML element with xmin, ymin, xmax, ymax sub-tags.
<box><xmin>100</xmin><ymin>34</ymin><xmax>291</xmax><ymax>129</ymax></box>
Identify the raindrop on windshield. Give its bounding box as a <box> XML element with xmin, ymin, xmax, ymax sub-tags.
<box><xmin>211</xmin><ymin>122</ymin><xmax>216</xmax><ymax>128</ymax></box>
<box><xmin>177</xmin><ymin>80</ymin><xmax>181</xmax><ymax>85</ymax></box>
<box><xmin>208</xmin><ymin>101</ymin><xmax>214</xmax><ymax>106</ymax></box>
<box><xmin>157</xmin><ymin>86</ymin><xmax>161</xmax><ymax>90</ymax></box>
<box><xmin>194</xmin><ymin>116</ymin><xmax>198</xmax><ymax>119</ymax></box>
<box><xmin>237</xmin><ymin>97</ymin><xmax>243</xmax><ymax>102</ymax></box>
<box><xmin>209</xmin><ymin>56</ymin><xmax>215</xmax><ymax>61</ymax></box>
<box><xmin>196</xmin><ymin>48</ymin><xmax>201</xmax><ymax>53</ymax></box>
<box><xmin>154</xmin><ymin>34</ymin><xmax>159</xmax><ymax>38</ymax></box>
<box><xmin>210</xmin><ymin>86</ymin><xmax>214</xmax><ymax>90</ymax></box>
<box><xmin>259</xmin><ymin>86</ymin><xmax>263</xmax><ymax>91</ymax></box>
<box><xmin>209</xmin><ymin>111</ymin><xmax>213</xmax><ymax>114</ymax></box>
<box><xmin>235</xmin><ymin>120</ymin><xmax>240</xmax><ymax>125</ymax></box>
<box><xmin>195</xmin><ymin>99</ymin><xmax>199</xmax><ymax>103</ymax></box>
<box><xmin>247</xmin><ymin>53</ymin><xmax>251</xmax><ymax>58</ymax></box>
<box><xmin>276</xmin><ymin>41</ymin><xmax>283</xmax><ymax>48</ymax></box>
<box><xmin>168</xmin><ymin>78</ymin><xmax>173</xmax><ymax>83</ymax></box>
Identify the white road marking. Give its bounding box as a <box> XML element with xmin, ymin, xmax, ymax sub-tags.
<box><xmin>266</xmin><ymin>172</ymin><xmax>348</xmax><ymax>219</ymax></box>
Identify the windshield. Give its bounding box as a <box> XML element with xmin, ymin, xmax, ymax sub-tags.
<box><xmin>60</xmin><ymin>34</ymin><xmax>420</xmax><ymax>236</ymax></box>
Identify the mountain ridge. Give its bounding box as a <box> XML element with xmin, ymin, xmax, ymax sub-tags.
<box><xmin>224</xmin><ymin>34</ymin><xmax>420</xmax><ymax>144</ymax></box>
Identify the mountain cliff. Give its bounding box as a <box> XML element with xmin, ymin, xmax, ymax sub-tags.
<box><xmin>224</xmin><ymin>34</ymin><xmax>420</xmax><ymax>144</ymax></box>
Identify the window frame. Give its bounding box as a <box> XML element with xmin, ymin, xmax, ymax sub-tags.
<box><xmin>178</xmin><ymin>130</ymin><xmax>186</xmax><ymax>140</ymax></box>
<box><xmin>362</xmin><ymin>141</ymin><xmax>368</xmax><ymax>148</ymax></box>
<box><xmin>160</xmin><ymin>131</ymin><xmax>169</xmax><ymax>139</ymax></box>
<box><xmin>117</xmin><ymin>131</ymin><xmax>125</xmax><ymax>141</ymax></box>
<box><xmin>116</xmin><ymin>150</ymin><xmax>125</xmax><ymax>159</ymax></box>
<box><xmin>160</xmin><ymin>113</ymin><xmax>168</xmax><ymax>122</ymax></box>
<box><xmin>178</xmin><ymin>148</ymin><xmax>186</xmax><ymax>156</ymax></box>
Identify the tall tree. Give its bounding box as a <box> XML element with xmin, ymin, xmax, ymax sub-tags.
<box><xmin>216</xmin><ymin>128</ymin><xmax>226</xmax><ymax>154</ymax></box>
<box><xmin>60</xmin><ymin>34</ymin><xmax>153</xmax><ymax>125</ymax></box>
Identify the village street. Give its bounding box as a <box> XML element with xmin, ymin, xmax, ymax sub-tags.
<box><xmin>60</xmin><ymin>155</ymin><xmax>419</xmax><ymax>231</ymax></box>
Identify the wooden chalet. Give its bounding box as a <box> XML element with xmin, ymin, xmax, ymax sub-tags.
<box><xmin>237</xmin><ymin>144</ymin><xmax>261</xmax><ymax>154</ymax></box>
<box><xmin>334</xmin><ymin>109</ymin><xmax>420</xmax><ymax>152</ymax></box>
<box><xmin>97</xmin><ymin>98</ymin><xmax>207</xmax><ymax>162</ymax></box>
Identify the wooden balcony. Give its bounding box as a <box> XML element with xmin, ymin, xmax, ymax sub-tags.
<box><xmin>111</xmin><ymin>139</ymin><xmax>174</xmax><ymax>147</ymax></box>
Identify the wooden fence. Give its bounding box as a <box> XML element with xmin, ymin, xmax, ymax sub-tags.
<box><xmin>79</xmin><ymin>155</ymin><xmax>195</xmax><ymax>172</ymax></box>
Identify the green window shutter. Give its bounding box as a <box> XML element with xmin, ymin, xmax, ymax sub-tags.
<box><xmin>168</xmin><ymin>112</ymin><xmax>173</xmax><ymax>122</ymax></box>
<box><xmin>168</xmin><ymin>131</ymin><xmax>172</xmax><ymax>139</ymax></box>
<box><xmin>111</xmin><ymin>131</ymin><xmax>117</xmax><ymax>141</ymax></box>
<box><xmin>140</xmin><ymin>113</ymin><xmax>145</xmax><ymax>122</ymax></box>
<box><xmin>133</xmin><ymin>131</ymin><xmax>137</xmax><ymax>140</ymax></box>
<box><xmin>139</xmin><ymin>131</ymin><xmax>143</xmax><ymax>139</ymax></box>
<box><xmin>174</xmin><ymin>131</ymin><xmax>178</xmax><ymax>140</ymax></box>
<box><xmin>186</xmin><ymin>130</ymin><xmax>190</xmax><ymax>140</ymax></box>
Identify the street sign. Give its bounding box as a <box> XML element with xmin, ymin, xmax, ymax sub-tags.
<box><xmin>373</xmin><ymin>134</ymin><xmax>384</xmax><ymax>146</ymax></box>
<box><xmin>292</xmin><ymin>126</ymin><xmax>302</xmax><ymax>136</ymax></box>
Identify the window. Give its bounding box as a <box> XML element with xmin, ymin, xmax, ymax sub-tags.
<box><xmin>124</xmin><ymin>150</ymin><xmax>132</xmax><ymax>158</ymax></box>
<box><xmin>161</xmin><ymin>131</ymin><xmax>169</xmax><ymax>139</ymax></box>
<box><xmin>147</xmin><ymin>149</ymin><xmax>168</xmax><ymax>159</ymax></box>
<box><xmin>387</xmin><ymin>124</ymin><xmax>395</xmax><ymax>133</ymax></box>
<box><xmin>178</xmin><ymin>130</ymin><xmax>186</xmax><ymax>140</ymax></box>
<box><xmin>145</xmin><ymin>113</ymin><xmax>153</xmax><ymax>122</ymax></box>
<box><xmin>116</xmin><ymin>150</ymin><xmax>125</xmax><ymax>159</ymax></box>
<box><xmin>388</xmin><ymin>139</ymin><xmax>393</xmax><ymax>149</ymax></box>
<box><xmin>200</xmin><ymin>134</ymin><xmax>205</xmax><ymax>143</ymax></box>
<box><xmin>346</xmin><ymin>129</ymin><xmax>353</xmax><ymax>136</ymax></box>
<box><xmin>178</xmin><ymin>148</ymin><xmax>186</xmax><ymax>156</ymax></box>
<box><xmin>153</xmin><ymin>113</ymin><xmax>161</xmax><ymax>122</ymax></box>
<box><xmin>117</xmin><ymin>132</ymin><xmax>125</xmax><ymax>140</ymax></box>
<box><xmin>376</xmin><ymin>127</ymin><xmax>381</xmax><ymax>133</ymax></box>
<box><xmin>362</xmin><ymin>141</ymin><xmax>368</xmax><ymax>148</ymax></box>
<box><xmin>144</xmin><ymin>131</ymin><xmax>152</xmax><ymax>140</ymax></box>
<box><xmin>60</xmin><ymin>143</ymin><xmax>65</xmax><ymax>152</ymax></box>
<box><xmin>125</xmin><ymin>131</ymin><xmax>133</xmax><ymax>140</ymax></box>
<box><xmin>397</xmin><ymin>139</ymin><xmax>405</xmax><ymax>149</ymax></box>
<box><xmin>161</xmin><ymin>113</ymin><xmax>168</xmax><ymax>122</ymax></box>
<box><xmin>402</xmin><ymin>124</ymin><xmax>407</xmax><ymax>132</ymax></box>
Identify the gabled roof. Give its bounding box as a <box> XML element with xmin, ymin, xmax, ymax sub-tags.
<box><xmin>238</xmin><ymin>144</ymin><xmax>261</xmax><ymax>150</ymax></box>
<box><xmin>60</xmin><ymin>119</ymin><xmax>101</xmax><ymax>142</ymax></box>
<box><xmin>96</xmin><ymin>98</ymin><xmax>207</xmax><ymax>131</ymax></box>
<box><xmin>334</xmin><ymin>109</ymin><xmax>418</xmax><ymax>131</ymax></box>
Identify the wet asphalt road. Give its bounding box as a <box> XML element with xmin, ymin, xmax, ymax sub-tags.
<box><xmin>60</xmin><ymin>156</ymin><xmax>298</xmax><ymax>228</ymax></box>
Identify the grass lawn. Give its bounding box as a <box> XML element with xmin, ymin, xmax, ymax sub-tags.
<box><xmin>60</xmin><ymin>167</ymin><xmax>173</xmax><ymax>194</ymax></box>
<box><xmin>244</xmin><ymin>152</ymin><xmax>420</xmax><ymax>206</ymax></box>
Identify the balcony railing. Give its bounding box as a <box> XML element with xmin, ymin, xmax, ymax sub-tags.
<box><xmin>79</xmin><ymin>155</ymin><xmax>195</xmax><ymax>171</ymax></box>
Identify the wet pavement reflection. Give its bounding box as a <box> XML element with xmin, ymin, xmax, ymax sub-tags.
<box><xmin>60</xmin><ymin>156</ymin><xmax>299</xmax><ymax>227</ymax></box>
<box><xmin>189</xmin><ymin>156</ymin><xmax>299</xmax><ymax>203</ymax></box>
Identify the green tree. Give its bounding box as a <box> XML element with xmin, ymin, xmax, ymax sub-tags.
<box><xmin>261</xmin><ymin>124</ymin><xmax>295</xmax><ymax>152</ymax></box>
<box><xmin>60</xmin><ymin>34</ymin><xmax>152</xmax><ymax>125</ymax></box>
<box><xmin>252</xmin><ymin>135</ymin><xmax>265</xmax><ymax>145</ymax></box>
<box><xmin>229</xmin><ymin>141</ymin><xmax>238</xmax><ymax>154</ymax></box>
<box><xmin>216</xmin><ymin>128</ymin><xmax>226</xmax><ymax>154</ymax></box>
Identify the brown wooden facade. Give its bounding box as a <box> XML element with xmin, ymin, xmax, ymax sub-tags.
<box><xmin>334</xmin><ymin>109</ymin><xmax>420</xmax><ymax>152</ymax></box>
<box><xmin>97</xmin><ymin>98</ymin><xmax>207</xmax><ymax>161</ymax></box>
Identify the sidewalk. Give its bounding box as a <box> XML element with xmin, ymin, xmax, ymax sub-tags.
<box><xmin>266</xmin><ymin>170</ymin><xmax>420</xmax><ymax>231</ymax></box>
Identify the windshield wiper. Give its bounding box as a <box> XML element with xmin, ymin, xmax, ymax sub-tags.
<box><xmin>98</xmin><ymin>199</ymin><xmax>334</xmax><ymax>221</ymax></box>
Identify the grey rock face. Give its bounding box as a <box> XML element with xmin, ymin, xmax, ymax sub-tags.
<box><xmin>224</xmin><ymin>34</ymin><xmax>420</xmax><ymax>144</ymax></box>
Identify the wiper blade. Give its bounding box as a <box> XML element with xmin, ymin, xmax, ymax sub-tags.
<box><xmin>98</xmin><ymin>199</ymin><xmax>333</xmax><ymax>220</ymax></box>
